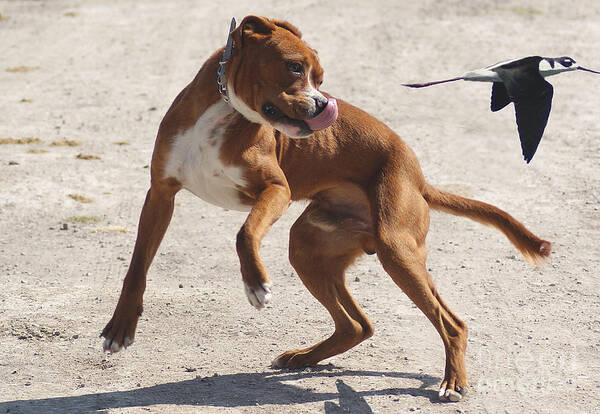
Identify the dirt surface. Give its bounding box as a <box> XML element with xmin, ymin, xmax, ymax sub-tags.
<box><xmin>1</xmin><ymin>1</ymin><xmax>599</xmax><ymax>413</ymax></box>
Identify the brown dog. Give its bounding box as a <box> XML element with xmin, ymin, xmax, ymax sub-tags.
<box><xmin>101</xmin><ymin>16</ymin><xmax>551</xmax><ymax>402</ymax></box>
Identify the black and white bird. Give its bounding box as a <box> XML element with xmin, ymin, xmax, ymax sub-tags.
<box><xmin>403</xmin><ymin>56</ymin><xmax>600</xmax><ymax>163</ymax></box>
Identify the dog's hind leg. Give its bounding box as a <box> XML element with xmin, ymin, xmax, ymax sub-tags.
<box><xmin>369</xmin><ymin>170</ymin><xmax>469</xmax><ymax>401</ymax></box>
<box><xmin>272</xmin><ymin>202</ymin><xmax>375</xmax><ymax>369</ymax></box>
<box><xmin>101</xmin><ymin>178</ymin><xmax>180</xmax><ymax>352</ymax></box>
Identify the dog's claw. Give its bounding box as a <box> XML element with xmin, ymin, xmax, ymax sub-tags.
<box><xmin>270</xmin><ymin>356</ymin><xmax>282</xmax><ymax>368</ymax></box>
<box><xmin>103</xmin><ymin>337</ymin><xmax>120</xmax><ymax>353</ymax></box>
<box><xmin>110</xmin><ymin>340</ymin><xmax>122</xmax><ymax>353</ymax></box>
<box><xmin>102</xmin><ymin>336</ymin><xmax>134</xmax><ymax>353</ymax></box>
<box><xmin>244</xmin><ymin>282</ymin><xmax>272</xmax><ymax>309</ymax></box>
<box><xmin>438</xmin><ymin>385</ymin><xmax>468</xmax><ymax>402</ymax></box>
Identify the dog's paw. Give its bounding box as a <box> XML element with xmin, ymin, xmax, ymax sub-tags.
<box><xmin>102</xmin><ymin>336</ymin><xmax>134</xmax><ymax>353</ymax></box>
<box><xmin>438</xmin><ymin>384</ymin><xmax>468</xmax><ymax>402</ymax></box>
<box><xmin>244</xmin><ymin>282</ymin><xmax>272</xmax><ymax>309</ymax></box>
<box><xmin>271</xmin><ymin>350</ymin><xmax>306</xmax><ymax>369</ymax></box>
<box><xmin>100</xmin><ymin>311</ymin><xmax>139</xmax><ymax>353</ymax></box>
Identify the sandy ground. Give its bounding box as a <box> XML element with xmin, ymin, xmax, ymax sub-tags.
<box><xmin>1</xmin><ymin>1</ymin><xmax>599</xmax><ymax>413</ymax></box>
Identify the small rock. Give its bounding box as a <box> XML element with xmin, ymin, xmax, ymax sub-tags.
<box><xmin>179</xmin><ymin>283</ymin><xmax>184</xmax><ymax>288</ymax></box>
<box><xmin>61</xmin><ymin>223</ymin><xmax>68</xmax><ymax>230</ymax></box>
<box><xmin>354</xmin><ymin>276</ymin><xmax>360</xmax><ymax>282</ymax></box>
<box><xmin>8</xmin><ymin>161</ymin><xmax>19</xmax><ymax>165</ymax></box>
<box><xmin>72</xmin><ymin>334</ymin><xmax>79</xmax><ymax>339</ymax></box>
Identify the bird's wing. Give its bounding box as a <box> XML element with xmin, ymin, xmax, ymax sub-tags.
<box><xmin>490</xmin><ymin>82</ymin><xmax>511</xmax><ymax>112</ymax></box>
<box><xmin>494</xmin><ymin>65</ymin><xmax>553</xmax><ymax>163</ymax></box>
<box><xmin>513</xmin><ymin>87</ymin><xmax>553</xmax><ymax>163</ymax></box>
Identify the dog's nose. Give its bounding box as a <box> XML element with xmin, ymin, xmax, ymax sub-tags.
<box><xmin>313</xmin><ymin>96</ymin><xmax>328</xmax><ymax>116</ymax></box>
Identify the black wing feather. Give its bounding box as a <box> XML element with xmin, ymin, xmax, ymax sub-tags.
<box><xmin>490</xmin><ymin>82</ymin><xmax>511</xmax><ymax>112</ymax></box>
<box><xmin>494</xmin><ymin>61</ymin><xmax>553</xmax><ymax>163</ymax></box>
<box><xmin>513</xmin><ymin>86</ymin><xmax>553</xmax><ymax>162</ymax></box>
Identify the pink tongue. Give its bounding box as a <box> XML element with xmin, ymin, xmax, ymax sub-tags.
<box><xmin>305</xmin><ymin>98</ymin><xmax>338</xmax><ymax>131</ymax></box>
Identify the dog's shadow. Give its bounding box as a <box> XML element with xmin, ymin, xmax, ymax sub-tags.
<box><xmin>0</xmin><ymin>366</ymin><xmax>439</xmax><ymax>413</ymax></box>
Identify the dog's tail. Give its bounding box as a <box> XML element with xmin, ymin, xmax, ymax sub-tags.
<box><xmin>423</xmin><ymin>183</ymin><xmax>551</xmax><ymax>264</ymax></box>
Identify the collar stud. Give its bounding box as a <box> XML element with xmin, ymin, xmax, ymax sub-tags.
<box><xmin>217</xmin><ymin>18</ymin><xmax>237</xmax><ymax>103</ymax></box>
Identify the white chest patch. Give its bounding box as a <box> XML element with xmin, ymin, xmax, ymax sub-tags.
<box><xmin>163</xmin><ymin>100</ymin><xmax>251</xmax><ymax>212</ymax></box>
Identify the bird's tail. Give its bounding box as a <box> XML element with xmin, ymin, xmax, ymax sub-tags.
<box><xmin>423</xmin><ymin>183</ymin><xmax>551</xmax><ymax>264</ymax></box>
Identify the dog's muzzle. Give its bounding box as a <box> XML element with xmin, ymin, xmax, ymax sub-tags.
<box><xmin>305</xmin><ymin>98</ymin><xmax>338</xmax><ymax>131</ymax></box>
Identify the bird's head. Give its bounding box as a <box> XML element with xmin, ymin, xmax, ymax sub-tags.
<box><xmin>540</xmin><ymin>56</ymin><xmax>600</xmax><ymax>76</ymax></box>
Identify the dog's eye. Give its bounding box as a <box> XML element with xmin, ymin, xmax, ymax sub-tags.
<box><xmin>287</xmin><ymin>62</ymin><xmax>304</xmax><ymax>74</ymax></box>
<box><xmin>262</xmin><ymin>103</ymin><xmax>281</xmax><ymax>118</ymax></box>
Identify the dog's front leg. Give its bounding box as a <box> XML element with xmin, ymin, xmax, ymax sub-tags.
<box><xmin>236</xmin><ymin>182</ymin><xmax>291</xmax><ymax>309</ymax></box>
<box><xmin>101</xmin><ymin>179</ymin><xmax>179</xmax><ymax>352</ymax></box>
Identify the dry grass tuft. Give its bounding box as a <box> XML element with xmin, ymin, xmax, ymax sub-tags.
<box><xmin>68</xmin><ymin>194</ymin><xmax>93</xmax><ymax>203</ymax></box>
<box><xmin>113</xmin><ymin>141</ymin><xmax>130</xmax><ymax>146</ymax></box>
<box><xmin>0</xmin><ymin>137</ymin><xmax>42</xmax><ymax>145</ymax></box>
<box><xmin>91</xmin><ymin>226</ymin><xmax>130</xmax><ymax>233</ymax></box>
<box><xmin>76</xmin><ymin>153</ymin><xmax>101</xmax><ymax>160</ymax></box>
<box><xmin>6</xmin><ymin>66</ymin><xmax>40</xmax><ymax>73</ymax></box>
<box><xmin>27</xmin><ymin>149</ymin><xmax>48</xmax><ymax>154</ymax></box>
<box><xmin>50</xmin><ymin>140</ymin><xmax>82</xmax><ymax>147</ymax></box>
<box><xmin>67</xmin><ymin>216</ymin><xmax>102</xmax><ymax>224</ymax></box>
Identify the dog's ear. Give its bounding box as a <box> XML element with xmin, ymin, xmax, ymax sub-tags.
<box><xmin>271</xmin><ymin>19</ymin><xmax>302</xmax><ymax>38</ymax></box>
<box><xmin>240</xmin><ymin>15</ymin><xmax>277</xmax><ymax>37</ymax></box>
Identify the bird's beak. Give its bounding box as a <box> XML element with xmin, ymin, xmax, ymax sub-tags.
<box><xmin>578</xmin><ymin>66</ymin><xmax>600</xmax><ymax>74</ymax></box>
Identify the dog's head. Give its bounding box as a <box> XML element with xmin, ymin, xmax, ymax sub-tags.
<box><xmin>226</xmin><ymin>16</ymin><xmax>338</xmax><ymax>138</ymax></box>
